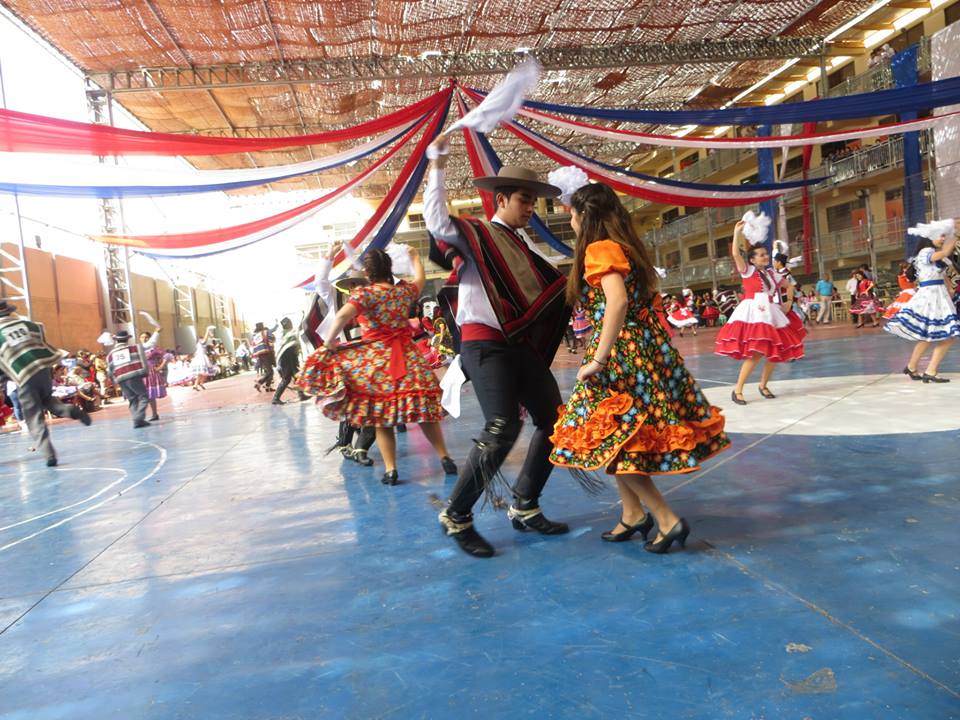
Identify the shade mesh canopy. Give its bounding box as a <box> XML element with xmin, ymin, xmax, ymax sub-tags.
<box><xmin>2</xmin><ymin>0</ymin><xmax>884</xmax><ymax>197</ymax></box>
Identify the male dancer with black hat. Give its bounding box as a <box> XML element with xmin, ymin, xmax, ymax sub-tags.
<box><xmin>251</xmin><ymin>322</ymin><xmax>275</xmax><ymax>392</ymax></box>
<box><xmin>106</xmin><ymin>329</ymin><xmax>151</xmax><ymax>428</ymax></box>
<box><xmin>425</xmin><ymin>135</ymin><xmax>571</xmax><ymax>558</ymax></box>
<box><xmin>0</xmin><ymin>300</ymin><xmax>91</xmax><ymax>466</ymax></box>
<box><xmin>272</xmin><ymin>317</ymin><xmax>309</xmax><ymax>405</ymax></box>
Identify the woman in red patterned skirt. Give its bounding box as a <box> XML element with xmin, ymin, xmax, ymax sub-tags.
<box><xmin>299</xmin><ymin>247</ymin><xmax>456</xmax><ymax>486</ymax></box>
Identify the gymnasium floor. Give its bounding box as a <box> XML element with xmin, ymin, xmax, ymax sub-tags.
<box><xmin>1</xmin><ymin>325</ymin><xmax>958</xmax><ymax>719</ymax></box>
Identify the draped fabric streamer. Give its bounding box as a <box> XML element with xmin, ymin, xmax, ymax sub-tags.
<box><xmin>455</xmin><ymin>95</ymin><xmax>573</xmax><ymax>257</ymax></box>
<box><xmin>0</xmin><ymin>91</ymin><xmax>447</xmax><ymax>156</ymax></box>
<box><xmin>0</xmin><ymin>117</ymin><xmax>428</xmax><ymax>198</ymax></box>
<box><xmin>90</xmin><ymin>116</ymin><xmax>430</xmax><ymax>258</ymax></box>
<box><xmin>297</xmin><ymin>96</ymin><xmax>452</xmax><ymax>286</ymax></box>
<box><xmin>502</xmin><ymin>75</ymin><xmax>960</xmax><ymax>125</ymax></box>
<box><xmin>504</xmin><ymin>111</ymin><xmax>821</xmax><ymax>194</ymax></box>
<box><xmin>465</xmin><ymin>86</ymin><xmax>960</xmax><ymax>150</ymax></box>
<box><xmin>493</xmin><ymin>112</ymin><xmax>797</xmax><ymax>207</ymax></box>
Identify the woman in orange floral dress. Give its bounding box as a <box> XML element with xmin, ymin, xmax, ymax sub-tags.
<box><xmin>549</xmin><ymin>183</ymin><xmax>729</xmax><ymax>553</ymax></box>
<box><xmin>298</xmin><ymin>247</ymin><xmax>456</xmax><ymax>486</ymax></box>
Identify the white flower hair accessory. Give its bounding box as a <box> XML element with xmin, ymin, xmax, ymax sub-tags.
<box><xmin>908</xmin><ymin>218</ymin><xmax>956</xmax><ymax>241</ymax></box>
<box><xmin>741</xmin><ymin>210</ymin><xmax>772</xmax><ymax>246</ymax></box>
<box><xmin>547</xmin><ymin>165</ymin><xmax>590</xmax><ymax>206</ymax></box>
<box><xmin>772</xmin><ymin>240</ymin><xmax>802</xmax><ymax>267</ymax></box>
<box><xmin>385</xmin><ymin>242</ymin><xmax>415</xmax><ymax>277</ymax></box>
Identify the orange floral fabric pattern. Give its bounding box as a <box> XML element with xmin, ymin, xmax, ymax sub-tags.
<box><xmin>550</xmin><ymin>240</ymin><xmax>730</xmax><ymax>475</ymax></box>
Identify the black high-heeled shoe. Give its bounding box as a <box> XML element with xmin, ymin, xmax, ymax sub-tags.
<box><xmin>758</xmin><ymin>385</ymin><xmax>776</xmax><ymax>399</ymax></box>
<box><xmin>644</xmin><ymin>518</ymin><xmax>691</xmax><ymax>554</ymax></box>
<box><xmin>381</xmin><ymin>469</ymin><xmax>399</xmax><ymax>485</ymax></box>
<box><xmin>922</xmin><ymin>374</ymin><xmax>950</xmax><ymax>384</ymax></box>
<box><xmin>440</xmin><ymin>456</ymin><xmax>458</xmax><ymax>475</ymax></box>
<box><xmin>903</xmin><ymin>366</ymin><xmax>922</xmax><ymax>381</ymax></box>
<box><xmin>601</xmin><ymin>514</ymin><xmax>654</xmax><ymax>543</ymax></box>
<box><xmin>730</xmin><ymin>390</ymin><xmax>747</xmax><ymax>406</ymax></box>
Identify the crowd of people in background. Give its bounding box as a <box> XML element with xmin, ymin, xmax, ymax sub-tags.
<box><xmin>0</xmin><ymin>326</ymin><xmax>245</xmax><ymax>434</ymax></box>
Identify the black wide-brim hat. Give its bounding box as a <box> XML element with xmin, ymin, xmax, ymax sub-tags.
<box><xmin>0</xmin><ymin>299</ymin><xmax>17</xmax><ymax>317</ymax></box>
<box><xmin>474</xmin><ymin>165</ymin><xmax>561</xmax><ymax>198</ymax></box>
<box><xmin>113</xmin><ymin>330</ymin><xmax>131</xmax><ymax>343</ymax></box>
<box><xmin>333</xmin><ymin>271</ymin><xmax>367</xmax><ymax>295</ymax></box>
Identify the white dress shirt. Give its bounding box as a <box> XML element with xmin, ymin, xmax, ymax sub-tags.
<box><xmin>423</xmin><ymin>167</ymin><xmax>555</xmax><ymax>331</ymax></box>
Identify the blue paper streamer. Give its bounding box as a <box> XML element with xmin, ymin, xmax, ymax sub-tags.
<box><xmin>480</xmin><ymin>76</ymin><xmax>960</xmax><ymax>125</ymax></box>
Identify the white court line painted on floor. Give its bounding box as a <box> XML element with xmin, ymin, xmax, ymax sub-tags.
<box><xmin>0</xmin><ymin>468</ymin><xmax>127</xmax><ymax>532</ymax></box>
<box><xmin>0</xmin><ymin>440</ymin><xmax>168</xmax><ymax>553</ymax></box>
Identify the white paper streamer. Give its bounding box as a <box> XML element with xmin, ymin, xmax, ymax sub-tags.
<box><xmin>97</xmin><ymin>331</ymin><xmax>115</xmax><ymax>346</ymax></box>
<box><xmin>447</xmin><ymin>58</ymin><xmax>541</xmax><ymax>134</ymax></box>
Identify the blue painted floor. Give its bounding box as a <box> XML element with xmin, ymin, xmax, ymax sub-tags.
<box><xmin>1</xmin><ymin>329</ymin><xmax>959</xmax><ymax>719</ymax></box>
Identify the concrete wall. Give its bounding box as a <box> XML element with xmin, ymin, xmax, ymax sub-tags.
<box><xmin>0</xmin><ymin>244</ymin><xmax>248</xmax><ymax>354</ymax></box>
<box><xmin>0</xmin><ymin>245</ymin><xmax>106</xmax><ymax>351</ymax></box>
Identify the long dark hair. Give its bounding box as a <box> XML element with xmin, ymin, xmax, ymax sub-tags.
<box><xmin>362</xmin><ymin>248</ymin><xmax>393</xmax><ymax>284</ymax></box>
<box><xmin>566</xmin><ymin>183</ymin><xmax>656</xmax><ymax>306</ymax></box>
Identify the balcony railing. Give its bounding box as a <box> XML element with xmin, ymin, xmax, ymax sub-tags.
<box><xmin>658</xmin><ymin>218</ymin><xmax>910</xmax><ymax>290</ymax></box>
<box><xmin>819</xmin><ymin>131</ymin><xmax>933</xmax><ymax>187</ymax></box>
<box><xmin>660</xmin><ymin>257</ymin><xmax>736</xmax><ymax>290</ymax></box>
<box><xmin>826</xmin><ymin>37</ymin><xmax>931</xmax><ymax>99</ymax></box>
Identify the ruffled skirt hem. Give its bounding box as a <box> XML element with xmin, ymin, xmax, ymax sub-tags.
<box><xmin>714</xmin><ymin>320</ymin><xmax>805</xmax><ymax>362</ymax></box>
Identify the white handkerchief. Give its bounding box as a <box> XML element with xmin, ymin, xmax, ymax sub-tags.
<box><xmin>448</xmin><ymin>58</ymin><xmax>541</xmax><ymax>134</ymax></box>
<box><xmin>440</xmin><ymin>355</ymin><xmax>467</xmax><ymax>418</ymax></box>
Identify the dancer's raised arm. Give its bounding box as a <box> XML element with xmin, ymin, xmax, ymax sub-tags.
<box><xmin>732</xmin><ymin>220</ymin><xmax>748</xmax><ymax>275</ymax></box>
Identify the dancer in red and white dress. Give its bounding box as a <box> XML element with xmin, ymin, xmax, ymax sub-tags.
<box><xmin>667</xmin><ymin>297</ymin><xmax>699</xmax><ymax>336</ymax></box>
<box><xmin>883</xmin><ymin>262</ymin><xmax>917</xmax><ymax>319</ymax></box>
<box><xmin>715</xmin><ymin>214</ymin><xmax>804</xmax><ymax>405</ymax></box>
<box><xmin>772</xmin><ymin>250</ymin><xmax>808</xmax><ymax>339</ymax></box>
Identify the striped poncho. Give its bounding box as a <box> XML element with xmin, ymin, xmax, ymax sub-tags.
<box><xmin>0</xmin><ymin>317</ymin><xmax>64</xmax><ymax>385</ymax></box>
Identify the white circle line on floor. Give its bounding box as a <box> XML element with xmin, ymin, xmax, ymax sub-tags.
<box><xmin>0</xmin><ymin>468</ymin><xmax>128</xmax><ymax>533</ymax></box>
<box><xmin>0</xmin><ymin>440</ymin><xmax>168</xmax><ymax>554</ymax></box>
<box><xmin>702</xmin><ymin>373</ymin><xmax>960</xmax><ymax>436</ymax></box>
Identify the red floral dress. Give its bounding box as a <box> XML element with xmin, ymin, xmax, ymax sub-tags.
<box><xmin>297</xmin><ymin>281</ymin><xmax>443</xmax><ymax>427</ymax></box>
<box><xmin>550</xmin><ymin>241</ymin><xmax>729</xmax><ymax>476</ymax></box>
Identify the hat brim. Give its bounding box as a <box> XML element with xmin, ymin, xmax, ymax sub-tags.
<box><xmin>333</xmin><ymin>276</ymin><xmax>367</xmax><ymax>294</ymax></box>
<box><xmin>474</xmin><ymin>176</ymin><xmax>561</xmax><ymax>199</ymax></box>
<box><xmin>0</xmin><ymin>303</ymin><xmax>16</xmax><ymax>316</ymax></box>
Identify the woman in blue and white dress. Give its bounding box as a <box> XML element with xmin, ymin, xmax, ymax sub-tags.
<box><xmin>885</xmin><ymin>219</ymin><xmax>959</xmax><ymax>383</ymax></box>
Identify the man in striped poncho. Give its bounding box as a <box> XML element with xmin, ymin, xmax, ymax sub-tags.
<box><xmin>0</xmin><ymin>300</ymin><xmax>91</xmax><ymax>466</ymax></box>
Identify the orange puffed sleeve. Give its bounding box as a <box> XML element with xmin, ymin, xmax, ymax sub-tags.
<box><xmin>584</xmin><ymin>240</ymin><xmax>631</xmax><ymax>288</ymax></box>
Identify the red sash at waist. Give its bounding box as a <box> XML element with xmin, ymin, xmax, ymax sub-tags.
<box><xmin>461</xmin><ymin>323</ymin><xmax>506</xmax><ymax>342</ymax></box>
<box><xmin>363</xmin><ymin>327</ymin><xmax>413</xmax><ymax>381</ymax></box>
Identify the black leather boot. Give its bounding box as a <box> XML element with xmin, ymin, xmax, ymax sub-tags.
<box><xmin>508</xmin><ymin>499</ymin><xmax>569</xmax><ymax>535</ymax></box>
<box><xmin>439</xmin><ymin>509</ymin><xmax>494</xmax><ymax>558</ymax></box>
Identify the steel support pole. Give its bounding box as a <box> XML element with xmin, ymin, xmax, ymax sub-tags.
<box><xmin>860</xmin><ymin>189</ymin><xmax>878</xmax><ymax>274</ymax></box>
<box><xmin>88</xmin><ymin>87</ymin><xmax>136</xmax><ymax>334</ymax></box>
